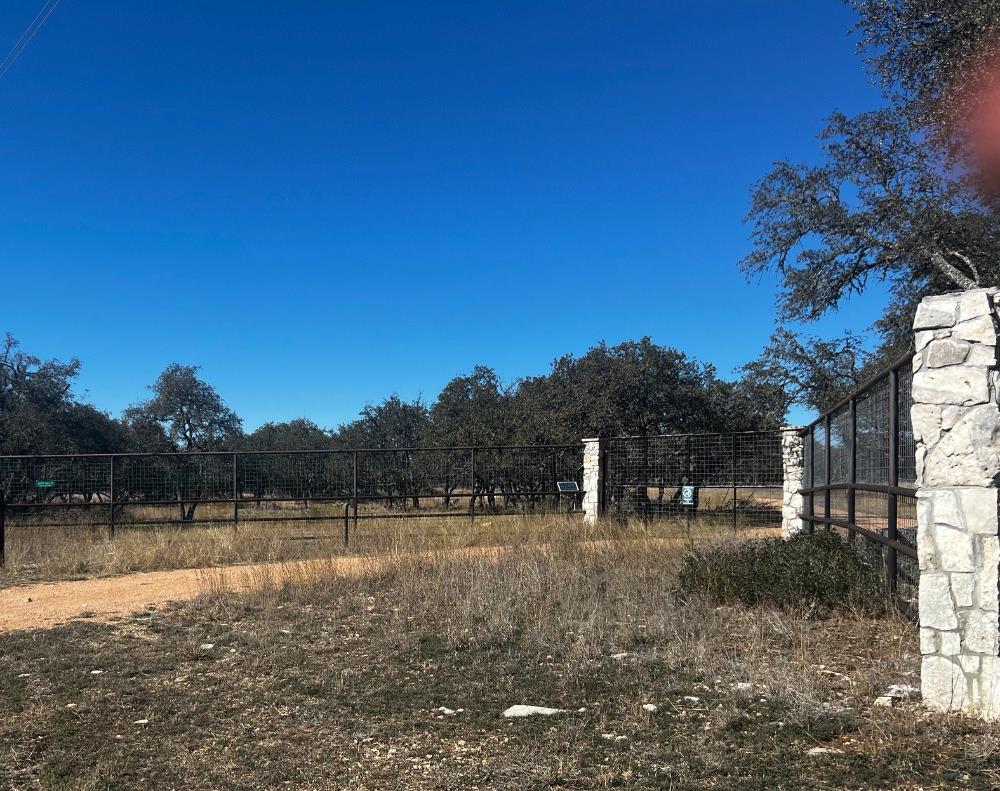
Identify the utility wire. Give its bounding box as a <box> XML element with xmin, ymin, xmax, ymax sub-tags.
<box><xmin>0</xmin><ymin>0</ymin><xmax>63</xmax><ymax>83</ymax></box>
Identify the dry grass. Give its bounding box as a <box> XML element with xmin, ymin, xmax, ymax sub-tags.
<box><xmin>0</xmin><ymin>510</ymin><xmax>771</xmax><ymax>586</ymax></box>
<box><xmin>1</xmin><ymin>528</ymin><xmax>996</xmax><ymax>789</ymax></box>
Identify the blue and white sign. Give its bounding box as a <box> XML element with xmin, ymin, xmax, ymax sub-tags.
<box><xmin>679</xmin><ymin>485</ymin><xmax>695</xmax><ymax>506</ymax></box>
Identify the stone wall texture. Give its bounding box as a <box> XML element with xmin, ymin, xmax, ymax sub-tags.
<box><xmin>913</xmin><ymin>288</ymin><xmax>1000</xmax><ymax>718</ymax></box>
<box><xmin>781</xmin><ymin>429</ymin><xmax>806</xmax><ymax>539</ymax></box>
<box><xmin>582</xmin><ymin>438</ymin><xmax>601</xmax><ymax>524</ymax></box>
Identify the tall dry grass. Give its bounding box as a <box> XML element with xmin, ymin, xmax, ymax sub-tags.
<box><xmin>0</xmin><ymin>508</ymin><xmax>773</xmax><ymax>585</ymax></box>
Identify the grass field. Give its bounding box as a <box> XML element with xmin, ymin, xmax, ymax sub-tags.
<box><xmin>0</xmin><ymin>506</ymin><xmax>774</xmax><ymax>586</ymax></box>
<box><xmin>0</xmin><ymin>527</ymin><xmax>996</xmax><ymax>790</ymax></box>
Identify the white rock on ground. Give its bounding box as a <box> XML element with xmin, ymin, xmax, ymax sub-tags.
<box><xmin>807</xmin><ymin>747</ymin><xmax>845</xmax><ymax>756</ymax></box>
<box><xmin>502</xmin><ymin>705</ymin><xmax>566</xmax><ymax>718</ymax></box>
<box><xmin>642</xmin><ymin>703</ymin><xmax>658</xmax><ymax>713</ymax></box>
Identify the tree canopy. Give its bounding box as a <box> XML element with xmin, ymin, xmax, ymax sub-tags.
<box><xmin>743</xmin><ymin>1</ymin><xmax>1000</xmax><ymax>411</ymax></box>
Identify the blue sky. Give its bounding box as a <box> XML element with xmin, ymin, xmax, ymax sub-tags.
<box><xmin>1</xmin><ymin>1</ymin><xmax>890</xmax><ymax>431</ymax></box>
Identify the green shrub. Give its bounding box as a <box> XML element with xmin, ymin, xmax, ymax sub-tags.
<box><xmin>677</xmin><ymin>532</ymin><xmax>886</xmax><ymax>614</ymax></box>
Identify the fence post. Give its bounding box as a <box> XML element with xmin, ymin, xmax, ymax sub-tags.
<box><xmin>469</xmin><ymin>447</ymin><xmax>476</xmax><ymax>526</ymax></box>
<box><xmin>352</xmin><ymin>451</ymin><xmax>359</xmax><ymax>535</ymax></box>
<box><xmin>109</xmin><ymin>454</ymin><xmax>115</xmax><ymax>541</ymax></box>
<box><xmin>847</xmin><ymin>397</ymin><xmax>857</xmax><ymax>544</ymax></box>
<box><xmin>781</xmin><ymin>428</ymin><xmax>805</xmax><ymax>538</ymax></box>
<box><xmin>0</xmin><ymin>491</ymin><xmax>5</xmax><ymax>567</ymax></box>
<box><xmin>913</xmin><ymin>287</ymin><xmax>1000</xmax><ymax>719</ymax></box>
<box><xmin>232</xmin><ymin>453</ymin><xmax>239</xmax><ymax>526</ymax></box>
<box><xmin>887</xmin><ymin>368</ymin><xmax>899</xmax><ymax>595</ymax></box>
<box><xmin>582</xmin><ymin>438</ymin><xmax>603</xmax><ymax>524</ymax></box>
<box><xmin>731</xmin><ymin>433</ymin><xmax>738</xmax><ymax>534</ymax></box>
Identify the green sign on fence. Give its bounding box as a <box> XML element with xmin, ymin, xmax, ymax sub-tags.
<box><xmin>35</xmin><ymin>480</ymin><xmax>56</xmax><ymax>488</ymax></box>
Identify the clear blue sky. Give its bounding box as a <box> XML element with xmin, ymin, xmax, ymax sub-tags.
<box><xmin>2</xmin><ymin>1</ymin><xmax>890</xmax><ymax>431</ymax></box>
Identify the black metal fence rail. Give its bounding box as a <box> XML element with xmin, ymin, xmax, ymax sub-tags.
<box><xmin>0</xmin><ymin>444</ymin><xmax>585</xmax><ymax>563</ymax></box>
<box><xmin>799</xmin><ymin>351</ymin><xmax>917</xmax><ymax>597</ymax></box>
<box><xmin>603</xmin><ymin>429</ymin><xmax>790</xmax><ymax>527</ymax></box>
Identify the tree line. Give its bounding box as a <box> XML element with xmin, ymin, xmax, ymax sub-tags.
<box><xmin>0</xmin><ymin>332</ymin><xmax>782</xmax><ymax>458</ymax></box>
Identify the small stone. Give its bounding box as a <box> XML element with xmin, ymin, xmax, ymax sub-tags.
<box><xmin>502</xmin><ymin>705</ymin><xmax>566</xmax><ymax>718</ymax></box>
<box><xmin>683</xmin><ymin>696</ymin><xmax>700</xmax><ymax>704</ymax></box>
<box><xmin>874</xmin><ymin>696</ymin><xmax>896</xmax><ymax>707</ymax></box>
<box><xmin>642</xmin><ymin>703</ymin><xmax>658</xmax><ymax>713</ymax></box>
<box><xmin>200</xmin><ymin>644</ymin><xmax>215</xmax><ymax>651</ymax></box>
<box><xmin>807</xmin><ymin>747</ymin><xmax>845</xmax><ymax>756</ymax></box>
<box><xmin>133</xmin><ymin>719</ymin><xmax>149</xmax><ymax>725</ymax></box>
<box><xmin>90</xmin><ymin>670</ymin><xmax>104</xmax><ymax>675</ymax></box>
<box><xmin>17</xmin><ymin>673</ymin><xmax>29</xmax><ymax>678</ymax></box>
<box><xmin>733</xmin><ymin>682</ymin><xmax>753</xmax><ymax>693</ymax></box>
<box><xmin>437</xmin><ymin>707</ymin><xmax>456</xmax><ymax>716</ymax></box>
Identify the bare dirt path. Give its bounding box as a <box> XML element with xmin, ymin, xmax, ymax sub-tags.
<box><xmin>0</xmin><ymin>555</ymin><xmax>386</xmax><ymax>633</ymax></box>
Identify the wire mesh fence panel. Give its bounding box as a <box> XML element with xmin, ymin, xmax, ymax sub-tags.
<box><xmin>604</xmin><ymin>431</ymin><xmax>788</xmax><ymax>529</ymax></box>
<box><xmin>0</xmin><ymin>444</ymin><xmax>586</xmax><ymax>551</ymax></box>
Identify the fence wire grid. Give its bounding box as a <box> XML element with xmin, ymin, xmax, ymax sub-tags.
<box><xmin>0</xmin><ymin>444</ymin><xmax>586</xmax><ymax>556</ymax></box>
<box><xmin>603</xmin><ymin>430</ymin><xmax>789</xmax><ymax>529</ymax></box>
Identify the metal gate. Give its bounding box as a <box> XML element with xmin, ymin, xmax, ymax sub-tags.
<box><xmin>603</xmin><ymin>430</ymin><xmax>789</xmax><ymax>529</ymax></box>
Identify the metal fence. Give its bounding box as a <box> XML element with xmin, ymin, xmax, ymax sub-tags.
<box><xmin>800</xmin><ymin>352</ymin><xmax>917</xmax><ymax>599</ymax></box>
<box><xmin>603</xmin><ymin>430</ymin><xmax>789</xmax><ymax>528</ymax></box>
<box><xmin>0</xmin><ymin>444</ymin><xmax>585</xmax><ymax>564</ymax></box>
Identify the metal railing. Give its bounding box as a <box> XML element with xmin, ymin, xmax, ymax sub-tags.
<box><xmin>799</xmin><ymin>351</ymin><xmax>917</xmax><ymax>596</ymax></box>
<box><xmin>0</xmin><ymin>444</ymin><xmax>586</xmax><ymax>564</ymax></box>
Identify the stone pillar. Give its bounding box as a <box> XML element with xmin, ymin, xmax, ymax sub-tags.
<box><xmin>913</xmin><ymin>287</ymin><xmax>1000</xmax><ymax>719</ymax></box>
<box><xmin>781</xmin><ymin>428</ymin><xmax>806</xmax><ymax>539</ymax></box>
<box><xmin>582</xmin><ymin>438</ymin><xmax>603</xmax><ymax>524</ymax></box>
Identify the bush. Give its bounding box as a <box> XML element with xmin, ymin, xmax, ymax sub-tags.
<box><xmin>677</xmin><ymin>532</ymin><xmax>886</xmax><ymax>614</ymax></box>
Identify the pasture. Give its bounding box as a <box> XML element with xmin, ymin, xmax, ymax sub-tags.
<box><xmin>0</xmin><ymin>525</ymin><xmax>993</xmax><ymax>790</ymax></box>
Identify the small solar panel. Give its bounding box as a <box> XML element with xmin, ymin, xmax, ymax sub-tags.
<box><xmin>556</xmin><ymin>481</ymin><xmax>579</xmax><ymax>493</ymax></box>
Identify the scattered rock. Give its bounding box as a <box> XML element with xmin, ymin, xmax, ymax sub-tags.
<box><xmin>683</xmin><ymin>696</ymin><xmax>700</xmax><ymax>704</ymax></box>
<box><xmin>642</xmin><ymin>703</ymin><xmax>658</xmax><ymax>713</ymax></box>
<box><xmin>875</xmin><ymin>684</ymin><xmax>921</xmax><ymax>707</ymax></box>
<box><xmin>733</xmin><ymin>682</ymin><xmax>752</xmax><ymax>693</ymax></box>
<box><xmin>609</xmin><ymin>652</ymin><xmax>635</xmax><ymax>661</ymax></box>
<box><xmin>502</xmin><ymin>705</ymin><xmax>566</xmax><ymax>718</ymax></box>
<box><xmin>133</xmin><ymin>719</ymin><xmax>149</xmax><ymax>725</ymax></box>
<box><xmin>17</xmin><ymin>673</ymin><xmax>29</xmax><ymax>678</ymax></box>
<box><xmin>199</xmin><ymin>644</ymin><xmax>214</xmax><ymax>651</ymax></box>
<box><xmin>90</xmin><ymin>670</ymin><xmax>104</xmax><ymax>675</ymax></box>
<box><xmin>437</xmin><ymin>707</ymin><xmax>457</xmax><ymax>716</ymax></box>
<box><xmin>807</xmin><ymin>747</ymin><xmax>845</xmax><ymax>756</ymax></box>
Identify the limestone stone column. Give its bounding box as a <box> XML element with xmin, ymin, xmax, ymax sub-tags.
<box><xmin>582</xmin><ymin>438</ymin><xmax>603</xmax><ymax>524</ymax></box>
<box><xmin>913</xmin><ymin>287</ymin><xmax>1000</xmax><ymax>718</ymax></box>
<box><xmin>781</xmin><ymin>428</ymin><xmax>806</xmax><ymax>538</ymax></box>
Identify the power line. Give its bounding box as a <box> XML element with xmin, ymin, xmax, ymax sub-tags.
<box><xmin>0</xmin><ymin>0</ymin><xmax>63</xmax><ymax>83</ymax></box>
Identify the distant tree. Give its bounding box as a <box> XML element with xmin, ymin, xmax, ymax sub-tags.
<box><xmin>245</xmin><ymin>418</ymin><xmax>331</xmax><ymax>451</ymax></box>
<box><xmin>123</xmin><ymin>364</ymin><xmax>242</xmax><ymax>520</ymax></box>
<box><xmin>512</xmin><ymin>338</ymin><xmax>772</xmax><ymax>444</ymax></box>
<box><xmin>335</xmin><ymin>395</ymin><xmax>429</xmax><ymax>507</ymax></box>
<box><xmin>739</xmin><ymin>329</ymin><xmax>871</xmax><ymax>415</ymax></box>
<box><xmin>124</xmin><ymin>364</ymin><xmax>242</xmax><ymax>452</ymax></box>
<box><xmin>0</xmin><ymin>333</ymin><xmax>124</xmax><ymax>456</ymax></box>
<box><xmin>426</xmin><ymin>366</ymin><xmax>511</xmax><ymax>447</ymax></box>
